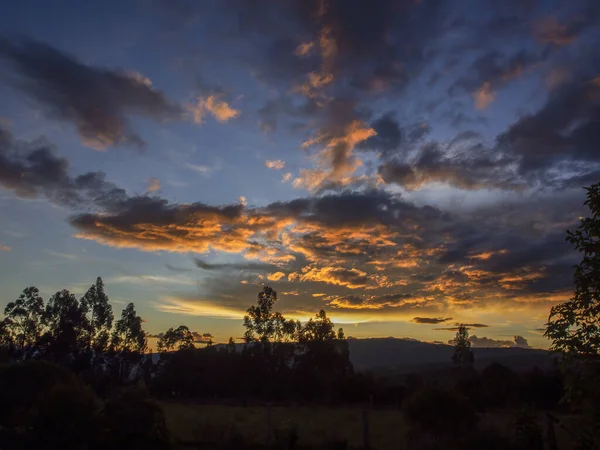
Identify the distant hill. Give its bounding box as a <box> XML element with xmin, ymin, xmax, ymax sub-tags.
<box><xmin>347</xmin><ymin>338</ymin><xmax>555</xmax><ymax>373</ymax></box>
<box><xmin>213</xmin><ymin>337</ymin><xmax>556</xmax><ymax>373</ymax></box>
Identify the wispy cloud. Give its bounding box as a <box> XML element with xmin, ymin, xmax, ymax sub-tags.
<box><xmin>111</xmin><ymin>274</ymin><xmax>198</xmax><ymax>286</ymax></box>
<box><xmin>147</xmin><ymin>178</ymin><xmax>161</xmax><ymax>192</ymax></box>
<box><xmin>265</xmin><ymin>160</ymin><xmax>286</xmax><ymax>170</ymax></box>
<box><xmin>190</xmin><ymin>95</ymin><xmax>240</xmax><ymax>124</ymax></box>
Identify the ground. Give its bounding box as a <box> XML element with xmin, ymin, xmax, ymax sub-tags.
<box><xmin>163</xmin><ymin>403</ymin><xmax>407</xmax><ymax>449</ymax></box>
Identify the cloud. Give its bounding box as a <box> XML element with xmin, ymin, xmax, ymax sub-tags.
<box><xmin>449</xmin><ymin>50</ymin><xmax>544</xmax><ymax>109</ymax></box>
<box><xmin>193</xmin><ymin>258</ymin><xmax>275</xmax><ymax>272</ymax></box>
<box><xmin>0</xmin><ymin>37</ymin><xmax>182</xmax><ymax>149</ymax></box>
<box><xmin>0</xmin><ymin>124</ymin><xmax>585</xmax><ymax>320</ymax></box>
<box><xmin>468</xmin><ymin>335</ymin><xmax>530</xmax><ymax>348</ymax></box>
<box><xmin>147</xmin><ymin>330</ymin><xmax>214</xmax><ymax>344</ymax></box>
<box><xmin>473</xmin><ymin>82</ymin><xmax>496</xmax><ymax>110</ymax></box>
<box><xmin>147</xmin><ymin>178</ymin><xmax>161</xmax><ymax>193</ymax></box>
<box><xmin>0</xmin><ymin>243</ymin><xmax>10</xmax><ymax>251</ymax></box>
<box><xmin>378</xmin><ymin>141</ymin><xmax>523</xmax><ymax>191</ymax></box>
<box><xmin>289</xmin><ymin>266</ymin><xmax>371</xmax><ymax>289</ymax></box>
<box><xmin>293</xmin><ymin>112</ymin><xmax>376</xmax><ymax>191</ymax></box>
<box><xmin>165</xmin><ymin>263</ymin><xmax>194</xmax><ymax>273</ymax></box>
<box><xmin>497</xmin><ymin>71</ymin><xmax>600</xmax><ymax>178</ymax></box>
<box><xmin>267</xmin><ymin>271</ymin><xmax>286</xmax><ymax>281</ymax></box>
<box><xmin>265</xmin><ymin>160</ymin><xmax>286</xmax><ymax>170</ymax></box>
<box><xmin>412</xmin><ymin>317</ymin><xmax>452</xmax><ymax>324</ymax></box>
<box><xmin>0</xmin><ymin>126</ymin><xmax>128</xmax><ymax>208</ymax></box>
<box><xmin>190</xmin><ymin>95</ymin><xmax>240</xmax><ymax>124</ymax></box>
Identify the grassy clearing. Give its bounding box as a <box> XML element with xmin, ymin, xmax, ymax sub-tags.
<box><xmin>162</xmin><ymin>403</ymin><xmax>408</xmax><ymax>449</ymax></box>
<box><xmin>163</xmin><ymin>403</ymin><xmax>575</xmax><ymax>450</ymax></box>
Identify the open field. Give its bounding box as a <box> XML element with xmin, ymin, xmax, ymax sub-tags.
<box><xmin>163</xmin><ymin>403</ymin><xmax>408</xmax><ymax>449</ymax></box>
<box><xmin>163</xmin><ymin>403</ymin><xmax>576</xmax><ymax>450</ymax></box>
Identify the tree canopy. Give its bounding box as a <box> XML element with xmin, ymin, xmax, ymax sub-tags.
<box><xmin>546</xmin><ymin>182</ymin><xmax>600</xmax><ymax>355</ymax></box>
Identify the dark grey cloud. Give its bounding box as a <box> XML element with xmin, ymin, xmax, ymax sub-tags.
<box><xmin>468</xmin><ymin>335</ymin><xmax>530</xmax><ymax>348</ymax></box>
<box><xmin>412</xmin><ymin>317</ymin><xmax>452</xmax><ymax>324</ymax></box>
<box><xmin>378</xmin><ymin>141</ymin><xmax>522</xmax><ymax>191</ymax></box>
<box><xmin>448</xmin><ymin>49</ymin><xmax>545</xmax><ymax>96</ymax></box>
<box><xmin>0</xmin><ymin>37</ymin><xmax>182</xmax><ymax>149</ymax></box>
<box><xmin>497</xmin><ymin>72</ymin><xmax>600</xmax><ymax>178</ymax></box>
<box><xmin>193</xmin><ymin>258</ymin><xmax>274</xmax><ymax>272</ymax></box>
<box><xmin>0</xmin><ymin>126</ymin><xmax>127</xmax><ymax>208</ymax></box>
<box><xmin>165</xmin><ymin>264</ymin><xmax>194</xmax><ymax>273</ymax></box>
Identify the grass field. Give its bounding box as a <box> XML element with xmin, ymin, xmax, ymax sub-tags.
<box><xmin>163</xmin><ymin>403</ymin><xmax>408</xmax><ymax>449</ymax></box>
<box><xmin>163</xmin><ymin>403</ymin><xmax>573</xmax><ymax>450</ymax></box>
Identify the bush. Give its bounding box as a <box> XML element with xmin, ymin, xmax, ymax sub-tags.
<box><xmin>0</xmin><ymin>361</ymin><xmax>100</xmax><ymax>449</ymax></box>
<box><xmin>101</xmin><ymin>389</ymin><xmax>171</xmax><ymax>450</ymax></box>
<box><xmin>404</xmin><ymin>387</ymin><xmax>482</xmax><ymax>450</ymax></box>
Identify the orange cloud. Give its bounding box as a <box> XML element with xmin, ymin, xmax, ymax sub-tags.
<box><xmin>295</xmin><ymin>41</ymin><xmax>315</xmax><ymax>57</ymax></box>
<box><xmin>534</xmin><ymin>17</ymin><xmax>576</xmax><ymax>46</ymax></box>
<box><xmin>265</xmin><ymin>160</ymin><xmax>286</xmax><ymax>170</ymax></box>
<box><xmin>191</xmin><ymin>96</ymin><xmax>240</xmax><ymax>124</ymax></box>
<box><xmin>267</xmin><ymin>271</ymin><xmax>286</xmax><ymax>281</ymax></box>
<box><xmin>473</xmin><ymin>82</ymin><xmax>495</xmax><ymax>109</ymax></box>
<box><xmin>294</xmin><ymin>120</ymin><xmax>376</xmax><ymax>191</ymax></box>
<box><xmin>546</xmin><ymin>67</ymin><xmax>570</xmax><ymax>90</ymax></box>
<box><xmin>146</xmin><ymin>178</ymin><xmax>161</xmax><ymax>193</ymax></box>
<box><xmin>0</xmin><ymin>243</ymin><xmax>10</xmax><ymax>252</ymax></box>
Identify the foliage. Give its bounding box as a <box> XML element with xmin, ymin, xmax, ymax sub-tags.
<box><xmin>111</xmin><ymin>302</ymin><xmax>147</xmax><ymax>353</ymax></box>
<box><xmin>512</xmin><ymin>408</ymin><xmax>544</xmax><ymax>450</ymax></box>
<box><xmin>0</xmin><ymin>361</ymin><xmax>99</xmax><ymax>449</ymax></box>
<box><xmin>81</xmin><ymin>276</ymin><xmax>114</xmax><ymax>355</ymax></box>
<box><xmin>102</xmin><ymin>389</ymin><xmax>171</xmax><ymax>450</ymax></box>
<box><xmin>299</xmin><ymin>309</ymin><xmax>336</xmax><ymax>344</ymax></box>
<box><xmin>546</xmin><ymin>182</ymin><xmax>600</xmax><ymax>355</ymax></box>
<box><xmin>452</xmin><ymin>325</ymin><xmax>474</xmax><ymax>368</ymax></box>
<box><xmin>41</xmin><ymin>289</ymin><xmax>91</xmax><ymax>368</ymax></box>
<box><xmin>404</xmin><ymin>387</ymin><xmax>478</xmax><ymax>440</ymax></box>
<box><xmin>2</xmin><ymin>286</ymin><xmax>45</xmax><ymax>356</ymax></box>
<box><xmin>157</xmin><ymin>325</ymin><xmax>195</xmax><ymax>352</ymax></box>
<box><xmin>243</xmin><ymin>286</ymin><xmax>298</xmax><ymax>344</ymax></box>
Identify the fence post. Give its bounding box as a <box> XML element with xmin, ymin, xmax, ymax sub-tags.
<box><xmin>362</xmin><ymin>409</ymin><xmax>370</xmax><ymax>449</ymax></box>
<box><xmin>266</xmin><ymin>403</ymin><xmax>272</xmax><ymax>447</ymax></box>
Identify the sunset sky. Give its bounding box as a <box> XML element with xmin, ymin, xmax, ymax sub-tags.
<box><xmin>1</xmin><ymin>0</ymin><xmax>599</xmax><ymax>349</ymax></box>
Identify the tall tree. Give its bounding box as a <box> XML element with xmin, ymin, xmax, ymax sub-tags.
<box><xmin>2</xmin><ymin>287</ymin><xmax>45</xmax><ymax>354</ymax></box>
<box><xmin>157</xmin><ymin>325</ymin><xmax>195</xmax><ymax>352</ymax></box>
<box><xmin>80</xmin><ymin>277</ymin><xmax>113</xmax><ymax>354</ymax></box>
<box><xmin>452</xmin><ymin>325</ymin><xmax>474</xmax><ymax>368</ymax></box>
<box><xmin>243</xmin><ymin>286</ymin><xmax>278</xmax><ymax>343</ymax></box>
<box><xmin>545</xmin><ymin>183</ymin><xmax>600</xmax><ymax>449</ymax></box>
<box><xmin>299</xmin><ymin>310</ymin><xmax>336</xmax><ymax>343</ymax></box>
<box><xmin>111</xmin><ymin>303</ymin><xmax>147</xmax><ymax>354</ymax></box>
<box><xmin>42</xmin><ymin>289</ymin><xmax>91</xmax><ymax>366</ymax></box>
<box><xmin>546</xmin><ymin>182</ymin><xmax>600</xmax><ymax>355</ymax></box>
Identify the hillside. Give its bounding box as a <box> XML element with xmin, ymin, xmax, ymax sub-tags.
<box><xmin>347</xmin><ymin>338</ymin><xmax>555</xmax><ymax>373</ymax></box>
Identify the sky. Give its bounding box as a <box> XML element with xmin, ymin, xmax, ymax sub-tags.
<box><xmin>0</xmin><ymin>0</ymin><xmax>599</xmax><ymax>349</ymax></box>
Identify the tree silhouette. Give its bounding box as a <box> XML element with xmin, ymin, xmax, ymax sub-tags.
<box><xmin>80</xmin><ymin>277</ymin><xmax>113</xmax><ymax>355</ymax></box>
<box><xmin>2</xmin><ymin>286</ymin><xmax>45</xmax><ymax>356</ymax></box>
<box><xmin>41</xmin><ymin>289</ymin><xmax>90</xmax><ymax>368</ymax></box>
<box><xmin>546</xmin><ymin>182</ymin><xmax>600</xmax><ymax>355</ymax></box>
<box><xmin>452</xmin><ymin>325</ymin><xmax>474</xmax><ymax>368</ymax></box>
<box><xmin>227</xmin><ymin>336</ymin><xmax>236</xmax><ymax>353</ymax></box>
<box><xmin>337</xmin><ymin>327</ymin><xmax>345</xmax><ymax>340</ymax></box>
<box><xmin>244</xmin><ymin>286</ymin><xmax>283</xmax><ymax>343</ymax></box>
<box><xmin>299</xmin><ymin>310</ymin><xmax>336</xmax><ymax>343</ymax></box>
<box><xmin>111</xmin><ymin>303</ymin><xmax>147</xmax><ymax>354</ymax></box>
<box><xmin>157</xmin><ymin>325</ymin><xmax>195</xmax><ymax>352</ymax></box>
